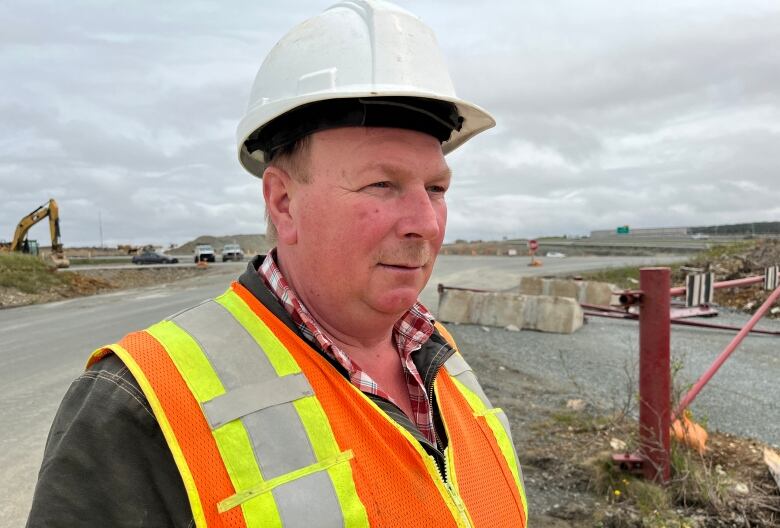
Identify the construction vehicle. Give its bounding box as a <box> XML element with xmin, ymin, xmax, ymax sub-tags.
<box><xmin>0</xmin><ymin>199</ymin><xmax>70</xmax><ymax>268</ymax></box>
<box><xmin>117</xmin><ymin>244</ymin><xmax>140</xmax><ymax>255</ymax></box>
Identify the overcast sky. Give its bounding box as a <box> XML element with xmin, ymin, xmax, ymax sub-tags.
<box><xmin>2</xmin><ymin>0</ymin><xmax>779</xmax><ymax>247</ymax></box>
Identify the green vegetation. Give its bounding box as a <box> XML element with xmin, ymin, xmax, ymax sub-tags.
<box><xmin>575</xmin><ymin>243</ymin><xmax>755</xmax><ymax>289</ymax></box>
<box><xmin>549</xmin><ymin>409</ymin><xmax>614</xmax><ymax>432</ymax></box>
<box><xmin>578</xmin><ymin>263</ymin><xmax>684</xmax><ymax>289</ymax></box>
<box><xmin>69</xmin><ymin>257</ymin><xmax>130</xmax><ymax>266</ymax></box>
<box><xmin>588</xmin><ymin>440</ymin><xmax>728</xmax><ymax>527</ymax></box>
<box><xmin>0</xmin><ymin>253</ymin><xmax>70</xmax><ymax>293</ymax></box>
<box><xmin>692</xmin><ymin>221</ymin><xmax>780</xmax><ymax>236</ymax></box>
<box><xmin>689</xmin><ymin>239</ymin><xmax>756</xmax><ymax>266</ymax></box>
<box><xmin>577</xmin><ymin>240</ymin><xmax>759</xmax><ymax>290</ymax></box>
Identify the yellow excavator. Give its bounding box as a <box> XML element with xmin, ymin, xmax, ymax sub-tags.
<box><xmin>0</xmin><ymin>199</ymin><xmax>70</xmax><ymax>268</ymax></box>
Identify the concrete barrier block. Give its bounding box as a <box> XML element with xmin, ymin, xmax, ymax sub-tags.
<box><xmin>517</xmin><ymin>277</ymin><xmax>616</xmax><ymax>306</ymax></box>
<box><xmin>581</xmin><ymin>281</ymin><xmax>616</xmax><ymax>306</ymax></box>
<box><xmin>437</xmin><ymin>290</ymin><xmax>583</xmax><ymax>334</ymax></box>
<box><xmin>517</xmin><ymin>276</ymin><xmax>544</xmax><ymax>296</ymax></box>
<box><xmin>525</xmin><ymin>295</ymin><xmax>584</xmax><ymax>334</ymax></box>
<box><xmin>548</xmin><ymin>281</ymin><xmax>579</xmax><ymax>300</ymax></box>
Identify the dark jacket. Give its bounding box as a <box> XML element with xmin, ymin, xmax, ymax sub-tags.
<box><xmin>27</xmin><ymin>257</ymin><xmax>454</xmax><ymax>527</ymax></box>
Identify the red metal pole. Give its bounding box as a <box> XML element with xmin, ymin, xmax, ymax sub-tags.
<box><xmin>639</xmin><ymin>268</ymin><xmax>671</xmax><ymax>483</ymax></box>
<box><xmin>674</xmin><ymin>283</ymin><xmax>780</xmax><ymax>419</ymax></box>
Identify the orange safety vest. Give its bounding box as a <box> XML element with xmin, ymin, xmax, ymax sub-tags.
<box><xmin>89</xmin><ymin>282</ymin><xmax>527</xmax><ymax>527</ymax></box>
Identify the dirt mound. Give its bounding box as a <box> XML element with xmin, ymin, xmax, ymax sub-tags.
<box><xmin>170</xmin><ymin>234</ymin><xmax>270</xmax><ymax>256</ymax></box>
<box><xmin>0</xmin><ymin>263</ymin><xmax>208</xmax><ymax>309</ymax></box>
<box><xmin>681</xmin><ymin>240</ymin><xmax>780</xmax><ymax>315</ymax></box>
<box><xmin>0</xmin><ymin>253</ymin><xmax>117</xmax><ymax>308</ymax></box>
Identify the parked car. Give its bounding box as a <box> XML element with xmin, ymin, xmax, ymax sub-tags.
<box><xmin>194</xmin><ymin>244</ymin><xmax>216</xmax><ymax>263</ymax></box>
<box><xmin>222</xmin><ymin>243</ymin><xmax>244</xmax><ymax>262</ymax></box>
<box><xmin>545</xmin><ymin>251</ymin><xmax>566</xmax><ymax>258</ymax></box>
<box><xmin>132</xmin><ymin>251</ymin><xmax>179</xmax><ymax>265</ymax></box>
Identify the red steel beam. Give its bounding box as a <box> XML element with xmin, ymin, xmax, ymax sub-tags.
<box><xmin>638</xmin><ymin>268</ymin><xmax>671</xmax><ymax>483</ymax></box>
<box><xmin>437</xmin><ymin>283</ymin><xmax>493</xmax><ymax>294</ymax></box>
<box><xmin>583</xmin><ymin>309</ymin><xmax>780</xmax><ymax>335</ymax></box>
<box><xmin>669</xmin><ymin>275</ymin><xmax>764</xmax><ymax>297</ymax></box>
<box><xmin>674</xmin><ymin>283</ymin><xmax>780</xmax><ymax>419</ymax></box>
<box><xmin>668</xmin><ymin>318</ymin><xmax>780</xmax><ymax>336</ymax></box>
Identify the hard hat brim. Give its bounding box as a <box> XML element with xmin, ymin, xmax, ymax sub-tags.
<box><xmin>237</xmin><ymin>91</ymin><xmax>495</xmax><ymax>178</ymax></box>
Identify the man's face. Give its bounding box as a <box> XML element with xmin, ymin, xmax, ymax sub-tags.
<box><xmin>281</xmin><ymin>127</ymin><xmax>450</xmax><ymax>321</ymax></box>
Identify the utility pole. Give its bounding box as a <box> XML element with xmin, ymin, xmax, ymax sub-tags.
<box><xmin>98</xmin><ymin>209</ymin><xmax>104</xmax><ymax>248</ymax></box>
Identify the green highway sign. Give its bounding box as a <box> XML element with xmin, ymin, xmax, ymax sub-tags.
<box><xmin>616</xmin><ymin>226</ymin><xmax>630</xmax><ymax>234</ymax></box>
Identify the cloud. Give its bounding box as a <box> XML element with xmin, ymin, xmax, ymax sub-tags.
<box><xmin>1</xmin><ymin>0</ymin><xmax>779</xmax><ymax>246</ymax></box>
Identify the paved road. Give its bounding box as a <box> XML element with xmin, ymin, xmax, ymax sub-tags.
<box><xmin>0</xmin><ymin>254</ymin><xmax>691</xmax><ymax>524</ymax></box>
<box><xmin>69</xmin><ymin>259</ymin><xmax>238</xmax><ymax>271</ymax></box>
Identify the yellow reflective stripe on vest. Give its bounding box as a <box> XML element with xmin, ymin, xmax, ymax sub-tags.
<box><xmin>435</xmin><ymin>322</ymin><xmax>528</xmax><ymax>520</ymax></box>
<box><xmin>450</xmin><ymin>376</ymin><xmax>528</xmax><ymax>519</ymax></box>
<box><xmin>480</xmin><ymin>409</ymin><xmax>528</xmax><ymax>521</ymax></box>
<box><xmin>215</xmin><ymin>289</ymin><xmax>370</xmax><ymax>528</ymax></box>
<box><xmin>215</xmin><ymin>290</ymin><xmax>301</xmax><ymax>377</ymax></box>
<box><xmin>165</xmin><ymin>298</ymin><xmax>343</xmax><ymax>527</ymax></box>
<box><xmin>343</xmin><ymin>380</ymin><xmax>471</xmax><ymax>527</ymax></box>
<box><xmin>146</xmin><ymin>320</ymin><xmax>280</xmax><ymax>527</ymax></box>
<box><xmin>95</xmin><ymin>342</ymin><xmax>209</xmax><ymax>528</ymax></box>
<box><xmin>219</xmin><ymin>450</ymin><xmax>355</xmax><ymax>513</ymax></box>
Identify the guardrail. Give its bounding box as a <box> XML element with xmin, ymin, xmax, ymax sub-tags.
<box><xmin>611</xmin><ymin>268</ymin><xmax>779</xmax><ymax>483</ymax></box>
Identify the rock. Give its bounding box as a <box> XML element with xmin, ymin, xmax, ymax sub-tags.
<box><xmin>732</xmin><ymin>482</ymin><xmax>749</xmax><ymax>495</ymax></box>
<box><xmin>504</xmin><ymin>324</ymin><xmax>520</xmax><ymax>332</ymax></box>
<box><xmin>771</xmin><ymin>307</ymin><xmax>780</xmax><ymax>315</ymax></box>
<box><xmin>610</xmin><ymin>438</ymin><xmax>627</xmax><ymax>451</ymax></box>
<box><xmin>764</xmin><ymin>448</ymin><xmax>780</xmax><ymax>490</ymax></box>
<box><xmin>566</xmin><ymin>399</ymin><xmax>586</xmax><ymax>411</ymax></box>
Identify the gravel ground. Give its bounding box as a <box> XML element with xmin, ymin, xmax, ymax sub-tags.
<box><xmin>449</xmin><ymin>311</ymin><xmax>780</xmax><ymax>448</ymax></box>
<box><xmin>447</xmin><ymin>311</ymin><xmax>780</xmax><ymax>525</ymax></box>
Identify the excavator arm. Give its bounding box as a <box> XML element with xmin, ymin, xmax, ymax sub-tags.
<box><xmin>8</xmin><ymin>199</ymin><xmax>69</xmax><ymax>267</ymax></box>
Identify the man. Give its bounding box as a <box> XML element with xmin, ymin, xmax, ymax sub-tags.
<box><xmin>28</xmin><ymin>1</ymin><xmax>527</xmax><ymax>526</ymax></box>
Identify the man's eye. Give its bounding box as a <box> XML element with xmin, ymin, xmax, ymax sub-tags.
<box><xmin>428</xmin><ymin>185</ymin><xmax>447</xmax><ymax>194</ymax></box>
<box><xmin>369</xmin><ymin>181</ymin><xmax>391</xmax><ymax>188</ymax></box>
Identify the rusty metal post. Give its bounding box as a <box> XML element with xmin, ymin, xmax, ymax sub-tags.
<box><xmin>639</xmin><ymin>267</ymin><xmax>671</xmax><ymax>483</ymax></box>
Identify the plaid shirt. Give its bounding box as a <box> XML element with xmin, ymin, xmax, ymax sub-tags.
<box><xmin>259</xmin><ymin>251</ymin><xmax>439</xmax><ymax>444</ymax></box>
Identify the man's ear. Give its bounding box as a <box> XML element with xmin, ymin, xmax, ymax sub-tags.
<box><xmin>262</xmin><ymin>166</ymin><xmax>298</xmax><ymax>245</ymax></box>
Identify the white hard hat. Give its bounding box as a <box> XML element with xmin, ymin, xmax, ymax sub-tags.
<box><xmin>236</xmin><ymin>0</ymin><xmax>495</xmax><ymax>178</ymax></box>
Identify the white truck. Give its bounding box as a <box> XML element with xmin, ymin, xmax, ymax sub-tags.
<box><xmin>221</xmin><ymin>243</ymin><xmax>244</xmax><ymax>262</ymax></box>
<box><xmin>194</xmin><ymin>244</ymin><xmax>216</xmax><ymax>263</ymax></box>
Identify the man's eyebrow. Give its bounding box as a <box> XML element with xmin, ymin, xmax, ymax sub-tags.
<box><xmin>359</xmin><ymin>162</ymin><xmax>453</xmax><ymax>180</ymax></box>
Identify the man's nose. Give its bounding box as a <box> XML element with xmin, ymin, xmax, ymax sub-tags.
<box><xmin>397</xmin><ymin>186</ymin><xmax>442</xmax><ymax>240</ymax></box>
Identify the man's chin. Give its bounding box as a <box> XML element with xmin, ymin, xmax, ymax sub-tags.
<box><xmin>368</xmin><ymin>287</ymin><xmax>423</xmax><ymax>316</ymax></box>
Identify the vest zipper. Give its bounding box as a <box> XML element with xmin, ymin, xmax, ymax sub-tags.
<box><xmin>437</xmin><ymin>448</ymin><xmax>473</xmax><ymax>528</ymax></box>
<box><xmin>429</xmin><ymin>375</ymin><xmax>473</xmax><ymax>528</ymax></box>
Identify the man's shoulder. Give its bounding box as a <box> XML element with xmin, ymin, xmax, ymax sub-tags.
<box><xmin>79</xmin><ymin>352</ymin><xmax>156</xmax><ymax>424</ymax></box>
